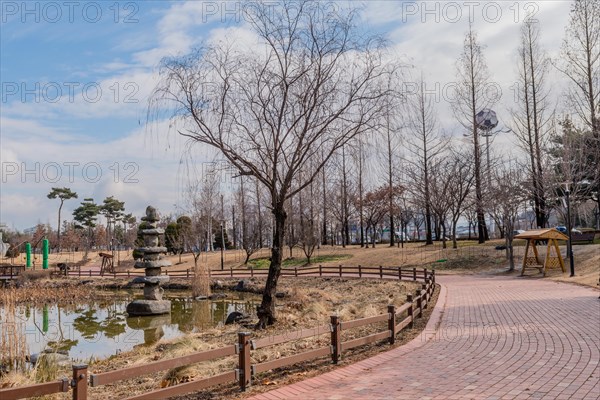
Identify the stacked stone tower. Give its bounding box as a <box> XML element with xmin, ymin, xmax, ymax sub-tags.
<box><xmin>126</xmin><ymin>206</ymin><xmax>171</xmax><ymax>316</ymax></box>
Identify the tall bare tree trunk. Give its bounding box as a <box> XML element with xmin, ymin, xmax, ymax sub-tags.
<box><xmin>527</xmin><ymin>24</ymin><xmax>547</xmax><ymax>228</ymax></box>
<box><xmin>386</xmin><ymin>116</ymin><xmax>395</xmax><ymax>247</ymax></box>
<box><xmin>341</xmin><ymin>146</ymin><xmax>349</xmax><ymax>247</ymax></box>
<box><xmin>256</xmin><ymin>180</ymin><xmax>263</xmax><ymax>249</ymax></box>
<box><xmin>358</xmin><ymin>140</ymin><xmax>365</xmax><ymax>248</ymax></box>
<box><xmin>321</xmin><ymin>163</ymin><xmax>328</xmax><ymax>246</ymax></box>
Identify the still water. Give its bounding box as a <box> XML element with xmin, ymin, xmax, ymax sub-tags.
<box><xmin>1</xmin><ymin>291</ymin><xmax>258</xmax><ymax>363</ymax></box>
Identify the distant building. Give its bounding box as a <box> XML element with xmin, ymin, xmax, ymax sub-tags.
<box><xmin>23</xmin><ymin>226</ymin><xmax>37</xmax><ymax>235</ymax></box>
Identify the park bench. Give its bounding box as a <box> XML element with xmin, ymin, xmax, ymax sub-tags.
<box><xmin>570</xmin><ymin>231</ymin><xmax>597</xmax><ymax>244</ymax></box>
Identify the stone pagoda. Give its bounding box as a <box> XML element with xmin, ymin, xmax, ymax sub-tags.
<box><xmin>126</xmin><ymin>206</ymin><xmax>171</xmax><ymax>316</ymax></box>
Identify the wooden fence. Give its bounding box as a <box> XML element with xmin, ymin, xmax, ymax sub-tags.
<box><xmin>0</xmin><ymin>265</ymin><xmax>26</xmax><ymax>281</ymax></box>
<box><xmin>58</xmin><ymin>264</ymin><xmax>432</xmax><ymax>282</ymax></box>
<box><xmin>0</xmin><ymin>267</ymin><xmax>435</xmax><ymax>400</ymax></box>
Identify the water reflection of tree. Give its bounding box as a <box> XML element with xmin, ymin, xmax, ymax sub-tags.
<box><xmin>191</xmin><ymin>299</ymin><xmax>211</xmax><ymax>332</ymax></box>
<box><xmin>169</xmin><ymin>297</ymin><xmax>256</xmax><ymax>332</ymax></box>
<box><xmin>72</xmin><ymin>302</ymin><xmax>126</xmax><ymax>340</ymax></box>
<box><xmin>213</xmin><ymin>300</ymin><xmax>226</xmax><ymax>326</ymax></box>
<box><xmin>73</xmin><ymin>309</ymin><xmax>102</xmax><ymax>340</ymax></box>
<box><xmin>102</xmin><ymin>301</ymin><xmax>126</xmax><ymax>338</ymax></box>
<box><xmin>170</xmin><ymin>298</ymin><xmax>194</xmax><ymax>333</ymax></box>
<box><xmin>47</xmin><ymin>339</ymin><xmax>78</xmax><ymax>352</ymax></box>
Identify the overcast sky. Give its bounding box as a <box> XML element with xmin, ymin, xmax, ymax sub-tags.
<box><xmin>0</xmin><ymin>1</ymin><xmax>574</xmax><ymax>231</ymax></box>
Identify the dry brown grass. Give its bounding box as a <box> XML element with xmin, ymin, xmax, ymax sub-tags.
<box><xmin>0</xmin><ymin>280</ymin><xmax>99</xmax><ymax>305</ymax></box>
<box><xmin>191</xmin><ymin>260</ymin><xmax>211</xmax><ymax>298</ymax></box>
<box><xmin>0</xmin><ymin>289</ymin><xmax>29</xmax><ymax>373</ymax></box>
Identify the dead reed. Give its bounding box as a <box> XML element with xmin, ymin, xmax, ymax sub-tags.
<box><xmin>0</xmin><ymin>289</ymin><xmax>29</xmax><ymax>372</ymax></box>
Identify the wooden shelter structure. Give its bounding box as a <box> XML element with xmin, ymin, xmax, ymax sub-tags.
<box><xmin>514</xmin><ymin>228</ymin><xmax>568</xmax><ymax>276</ymax></box>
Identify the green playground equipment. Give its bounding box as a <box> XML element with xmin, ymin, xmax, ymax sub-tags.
<box><xmin>26</xmin><ymin>242</ymin><xmax>32</xmax><ymax>268</ymax></box>
<box><xmin>42</xmin><ymin>238</ymin><xmax>49</xmax><ymax>269</ymax></box>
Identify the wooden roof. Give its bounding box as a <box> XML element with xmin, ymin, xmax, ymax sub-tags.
<box><xmin>514</xmin><ymin>228</ymin><xmax>569</xmax><ymax>240</ymax></box>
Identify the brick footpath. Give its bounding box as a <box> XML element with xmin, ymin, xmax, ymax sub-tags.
<box><xmin>249</xmin><ymin>275</ymin><xmax>600</xmax><ymax>400</ymax></box>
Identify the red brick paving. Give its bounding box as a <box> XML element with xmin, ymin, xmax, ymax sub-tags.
<box><xmin>249</xmin><ymin>275</ymin><xmax>600</xmax><ymax>400</ymax></box>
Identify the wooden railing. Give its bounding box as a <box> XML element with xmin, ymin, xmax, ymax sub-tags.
<box><xmin>60</xmin><ymin>264</ymin><xmax>432</xmax><ymax>282</ymax></box>
<box><xmin>0</xmin><ymin>265</ymin><xmax>26</xmax><ymax>280</ymax></box>
<box><xmin>0</xmin><ymin>268</ymin><xmax>435</xmax><ymax>399</ymax></box>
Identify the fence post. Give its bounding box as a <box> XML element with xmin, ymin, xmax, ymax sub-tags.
<box><xmin>319</xmin><ymin>265</ymin><xmax>322</xmax><ymax>276</ymax></box>
<box><xmin>330</xmin><ymin>315</ymin><xmax>341</xmax><ymax>364</ymax></box>
<box><xmin>432</xmin><ymin>269</ymin><xmax>435</xmax><ymax>285</ymax></box>
<box><xmin>416</xmin><ymin>289</ymin><xmax>423</xmax><ymax>318</ymax></box>
<box><xmin>422</xmin><ymin>284</ymin><xmax>428</xmax><ymax>309</ymax></box>
<box><xmin>413</xmin><ymin>267</ymin><xmax>416</xmax><ymax>281</ymax></box>
<box><xmin>186</xmin><ymin>269</ymin><xmax>189</xmax><ymax>279</ymax></box>
<box><xmin>72</xmin><ymin>364</ymin><xmax>88</xmax><ymax>400</ymax></box>
<box><xmin>358</xmin><ymin>265</ymin><xmax>362</xmax><ymax>278</ymax></box>
<box><xmin>250</xmin><ymin>267</ymin><xmax>254</xmax><ymax>278</ymax></box>
<box><xmin>407</xmin><ymin>295</ymin><xmax>414</xmax><ymax>329</ymax></box>
<box><xmin>338</xmin><ymin>264</ymin><xmax>342</xmax><ymax>277</ymax></box>
<box><xmin>238</xmin><ymin>332</ymin><xmax>252</xmax><ymax>391</ymax></box>
<box><xmin>379</xmin><ymin>265</ymin><xmax>383</xmax><ymax>279</ymax></box>
<box><xmin>294</xmin><ymin>267</ymin><xmax>297</xmax><ymax>277</ymax></box>
<box><xmin>230</xmin><ymin>267</ymin><xmax>233</xmax><ymax>277</ymax></box>
<box><xmin>388</xmin><ymin>305</ymin><xmax>396</xmax><ymax>344</ymax></box>
<box><xmin>423</xmin><ymin>268</ymin><xmax>428</xmax><ymax>281</ymax></box>
<box><xmin>398</xmin><ymin>266</ymin><xmax>402</xmax><ymax>280</ymax></box>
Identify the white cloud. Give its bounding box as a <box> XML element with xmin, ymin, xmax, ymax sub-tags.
<box><xmin>383</xmin><ymin>1</ymin><xmax>571</xmax><ymax>136</ymax></box>
<box><xmin>0</xmin><ymin>0</ymin><xmax>578</xmax><ymax>230</ymax></box>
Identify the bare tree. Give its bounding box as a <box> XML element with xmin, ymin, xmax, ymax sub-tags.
<box><xmin>298</xmin><ymin>178</ymin><xmax>320</xmax><ymax>263</ymax></box>
<box><xmin>151</xmin><ymin>2</ymin><xmax>398</xmax><ymax>327</ymax></box>
<box><xmin>446</xmin><ymin>151</ymin><xmax>475</xmax><ymax>249</ymax></box>
<box><xmin>340</xmin><ymin>146</ymin><xmax>351</xmax><ymax>247</ymax></box>
<box><xmin>381</xmin><ymin>89</ymin><xmax>403</xmax><ymax>247</ymax></box>
<box><xmin>511</xmin><ymin>20</ymin><xmax>553</xmax><ymax>229</ymax></box>
<box><xmin>361</xmin><ymin>186</ymin><xmax>390</xmax><ymax>248</ymax></box>
<box><xmin>328</xmin><ymin>155</ymin><xmax>355</xmax><ymax>247</ymax></box>
<box><xmin>428</xmin><ymin>159</ymin><xmax>454</xmax><ymax>248</ymax></box>
<box><xmin>353</xmin><ymin>137</ymin><xmax>367</xmax><ymax>247</ymax></box>
<box><xmin>549</xmin><ymin>117</ymin><xmax>596</xmax><ymax>226</ymax></box>
<box><xmin>556</xmin><ymin>0</ymin><xmax>599</xmax><ymax>136</ymax></box>
<box><xmin>186</xmin><ymin>217</ymin><xmax>211</xmax><ymax>298</ymax></box>
<box><xmin>404</xmin><ymin>75</ymin><xmax>445</xmax><ymax>245</ymax></box>
<box><xmin>395</xmin><ymin>193</ymin><xmax>414</xmax><ymax>246</ymax></box>
<box><xmin>488</xmin><ymin>164</ymin><xmax>528</xmax><ymax>271</ymax></box>
<box><xmin>237</xmin><ymin>176</ymin><xmax>261</xmax><ymax>264</ymax></box>
<box><xmin>451</xmin><ymin>25</ymin><xmax>498</xmax><ymax>243</ymax></box>
<box><xmin>184</xmin><ymin>181</ymin><xmax>216</xmax><ymax>298</ymax></box>
<box><xmin>320</xmin><ymin>154</ymin><xmax>329</xmax><ymax>246</ymax></box>
<box><xmin>555</xmin><ymin>0</ymin><xmax>600</xmax><ymax>224</ymax></box>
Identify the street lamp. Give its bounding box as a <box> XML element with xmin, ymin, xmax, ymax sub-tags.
<box><xmin>220</xmin><ymin>194</ymin><xmax>225</xmax><ymax>271</ymax></box>
<box><xmin>476</xmin><ymin>109</ymin><xmax>499</xmax><ymax>186</ymax></box>
<box><xmin>591</xmin><ymin>191</ymin><xmax>599</xmax><ymax>230</ymax></box>
<box><xmin>563</xmin><ymin>183</ymin><xmax>575</xmax><ymax>277</ymax></box>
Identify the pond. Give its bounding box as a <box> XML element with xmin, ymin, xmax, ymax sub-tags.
<box><xmin>0</xmin><ymin>291</ymin><xmax>259</xmax><ymax>364</ymax></box>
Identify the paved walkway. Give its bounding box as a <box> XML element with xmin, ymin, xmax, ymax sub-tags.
<box><xmin>249</xmin><ymin>275</ymin><xmax>600</xmax><ymax>400</ymax></box>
